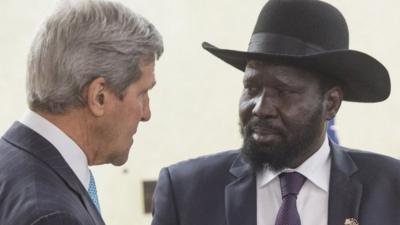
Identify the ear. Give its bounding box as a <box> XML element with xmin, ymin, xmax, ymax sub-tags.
<box><xmin>323</xmin><ymin>86</ymin><xmax>343</xmax><ymax>121</ymax></box>
<box><xmin>86</xmin><ymin>77</ymin><xmax>107</xmax><ymax>117</ymax></box>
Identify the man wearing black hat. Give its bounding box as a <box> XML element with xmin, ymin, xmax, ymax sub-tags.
<box><xmin>151</xmin><ymin>0</ymin><xmax>400</xmax><ymax>225</ymax></box>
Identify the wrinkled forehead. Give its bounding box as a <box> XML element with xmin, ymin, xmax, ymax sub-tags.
<box><xmin>244</xmin><ymin>60</ymin><xmax>322</xmax><ymax>86</ymax></box>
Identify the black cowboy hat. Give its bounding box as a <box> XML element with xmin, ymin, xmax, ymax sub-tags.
<box><xmin>202</xmin><ymin>0</ymin><xmax>390</xmax><ymax>102</ymax></box>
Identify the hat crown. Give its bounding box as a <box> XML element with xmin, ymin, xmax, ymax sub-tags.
<box><xmin>253</xmin><ymin>0</ymin><xmax>349</xmax><ymax>51</ymax></box>
<box><xmin>201</xmin><ymin>0</ymin><xmax>390</xmax><ymax>103</ymax></box>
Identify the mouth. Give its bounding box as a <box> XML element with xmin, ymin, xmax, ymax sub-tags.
<box><xmin>250</xmin><ymin>126</ymin><xmax>283</xmax><ymax>143</ymax></box>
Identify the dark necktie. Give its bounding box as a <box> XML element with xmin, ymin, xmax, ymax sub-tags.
<box><xmin>275</xmin><ymin>172</ymin><xmax>306</xmax><ymax>225</ymax></box>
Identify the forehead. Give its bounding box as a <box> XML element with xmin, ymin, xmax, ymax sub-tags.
<box><xmin>244</xmin><ymin>60</ymin><xmax>320</xmax><ymax>86</ymax></box>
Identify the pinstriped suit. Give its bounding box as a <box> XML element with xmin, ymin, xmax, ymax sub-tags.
<box><xmin>0</xmin><ymin>122</ymin><xmax>105</xmax><ymax>225</ymax></box>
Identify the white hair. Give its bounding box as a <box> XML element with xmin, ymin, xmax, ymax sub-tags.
<box><xmin>27</xmin><ymin>0</ymin><xmax>163</xmax><ymax>113</ymax></box>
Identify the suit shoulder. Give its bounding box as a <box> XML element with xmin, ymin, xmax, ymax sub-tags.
<box><xmin>342</xmin><ymin>146</ymin><xmax>400</xmax><ymax>174</ymax></box>
<box><xmin>0</xmin><ymin>141</ymin><xmax>87</xmax><ymax>224</ymax></box>
<box><xmin>0</xmin><ymin>138</ymin><xmax>58</xmax><ymax>188</ymax></box>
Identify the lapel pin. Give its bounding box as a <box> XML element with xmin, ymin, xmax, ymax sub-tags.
<box><xmin>344</xmin><ymin>218</ymin><xmax>359</xmax><ymax>225</ymax></box>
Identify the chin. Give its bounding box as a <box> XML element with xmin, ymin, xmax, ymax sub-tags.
<box><xmin>109</xmin><ymin>148</ymin><xmax>130</xmax><ymax>166</ymax></box>
<box><xmin>110</xmin><ymin>155</ymin><xmax>129</xmax><ymax>166</ymax></box>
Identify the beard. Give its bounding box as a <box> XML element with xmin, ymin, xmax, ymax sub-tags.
<box><xmin>240</xmin><ymin>104</ymin><xmax>324</xmax><ymax>172</ymax></box>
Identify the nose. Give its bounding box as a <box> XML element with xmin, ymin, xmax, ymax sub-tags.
<box><xmin>252</xmin><ymin>90</ymin><xmax>278</xmax><ymax>118</ymax></box>
<box><xmin>141</xmin><ymin>97</ymin><xmax>151</xmax><ymax>122</ymax></box>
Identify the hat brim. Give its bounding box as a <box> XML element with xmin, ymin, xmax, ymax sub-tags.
<box><xmin>202</xmin><ymin>42</ymin><xmax>390</xmax><ymax>102</ymax></box>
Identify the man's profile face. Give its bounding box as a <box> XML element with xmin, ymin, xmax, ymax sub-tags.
<box><xmin>99</xmin><ymin>59</ymin><xmax>156</xmax><ymax>166</ymax></box>
<box><xmin>239</xmin><ymin>60</ymin><xmax>327</xmax><ymax>171</ymax></box>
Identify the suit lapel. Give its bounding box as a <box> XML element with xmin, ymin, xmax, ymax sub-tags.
<box><xmin>225</xmin><ymin>154</ymin><xmax>257</xmax><ymax>225</ymax></box>
<box><xmin>328</xmin><ymin>143</ymin><xmax>362</xmax><ymax>225</ymax></box>
<box><xmin>2</xmin><ymin>122</ymin><xmax>105</xmax><ymax>225</ymax></box>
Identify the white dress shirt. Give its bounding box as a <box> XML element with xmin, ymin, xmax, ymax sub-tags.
<box><xmin>19</xmin><ymin>110</ymin><xmax>90</xmax><ymax>189</ymax></box>
<box><xmin>257</xmin><ymin>136</ymin><xmax>331</xmax><ymax>225</ymax></box>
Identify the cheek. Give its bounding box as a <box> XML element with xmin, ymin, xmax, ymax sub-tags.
<box><xmin>129</xmin><ymin>105</ymin><xmax>142</xmax><ymax>123</ymax></box>
<box><xmin>281</xmin><ymin>101</ymin><xmax>323</xmax><ymax>128</ymax></box>
<box><xmin>119</xmin><ymin>100</ymin><xmax>140</xmax><ymax>124</ymax></box>
<box><xmin>239</xmin><ymin>97</ymin><xmax>255</xmax><ymax>123</ymax></box>
<box><xmin>129</xmin><ymin>99</ymin><xmax>145</xmax><ymax>123</ymax></box>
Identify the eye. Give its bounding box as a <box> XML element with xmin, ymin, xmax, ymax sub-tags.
<box><xmin>277</xmin><ymin>88</ymin><xmax>298</xmax><ymax>96</ymax></box>
<box><xmin>245</xmin><ymin>86</ymin><xmax>261</xmax><ymax>96</ymax></box>
<box><xmin>277</xmin><ymin>89</ymin><xmax>289</xmax><ymax>95</ymax></box>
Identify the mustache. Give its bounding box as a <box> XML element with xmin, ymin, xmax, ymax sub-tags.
<box><xmin>243</xmin><ymin>117</ymin><xmax>285</xmax><ymax>136</ymax></box>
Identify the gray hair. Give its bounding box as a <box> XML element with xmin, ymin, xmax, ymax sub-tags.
<box><xmin>27</xmin><ymin>0</ymin><xmax>163</xmax><ymax>114</ymax></box>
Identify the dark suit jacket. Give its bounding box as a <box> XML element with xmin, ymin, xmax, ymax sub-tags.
<box><xmin>0</xmin><ymin>122</ymin><xmax>105</xmax><ymax>225</ymax></box>
<box><xmin>152</xmin><ymin>143</ymin><xmax>400</xmax><ymax>225</ymax></box>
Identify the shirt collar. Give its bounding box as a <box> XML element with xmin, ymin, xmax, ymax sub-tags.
<box><xmin>19</xmin><ymin>110</ymin><xmax>90</xmax><ymax>189</ymax></box>
<box><xmin>257</xmin><ymin>135</ymin><xmax>331</xmax><ymax>192</ymax></box>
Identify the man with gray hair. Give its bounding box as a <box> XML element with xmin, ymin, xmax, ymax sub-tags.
<box><xmin>0</xmin><ymin>0</ymin><xmax>163</xmax><ymax>224</ymax></box>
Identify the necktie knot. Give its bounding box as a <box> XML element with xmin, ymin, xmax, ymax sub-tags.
<box><xmin>279</xmin><ymin>172</ymin><xmax>306</xmax><ymax>198</ymax></box>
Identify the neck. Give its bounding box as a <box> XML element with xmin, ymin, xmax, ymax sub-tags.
<box><xmin>36</xmin><ymin>109</ymin><xmax>97</xmax><ymax>165</ymax></box>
